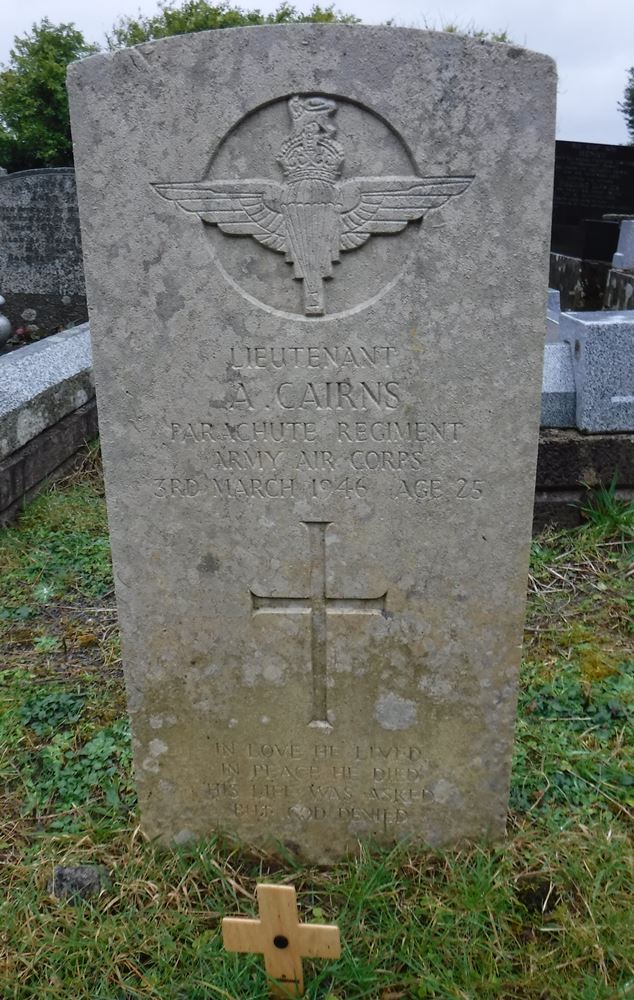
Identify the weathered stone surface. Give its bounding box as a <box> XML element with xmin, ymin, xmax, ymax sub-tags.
<box><xmin>0</xmin><ymin>168</ymin><xmax>87</xmax><ymax>333</ymax></box>
<box><xmin>0</xmin><ymin>324</ymin><xmax>93</xmax><ymax>460</ymax></box>
<box><xmin>560</xmin><ymin>311</ymin><xmax>634</xmax><ymax>432</ymax></box>
<box><xmin>0</xmin><ymin>292</ymin><xmax>88</xmax><ymax>348</ymax></box>
<box><xmin>48</xmin><ymin>865</ymin><xmax>110</xmax><ymax>900</ymax></box>
<box><xmin>540</xmin><ymin>343</ymin><xmax>575</xmax><ymax>427</ymax></box>
<box><xmin>0</xmin><ymin>400</ymin><xmax>98</xmax><ymax>525</ymax></box>
<box><xmin>68</xmin><ymin>26</ymin><xmax>555</xmax><ymax>859</ymax></box>
<box><xmin>536</xmin><ymin>427</ymin><xmax>634</xmax><ymax>490</ymax></box>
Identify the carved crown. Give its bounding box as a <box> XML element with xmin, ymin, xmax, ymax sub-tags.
<box><xmin>277</xmin><ymin>125</ymin><xmax>344</xmax><ymax>182</ymax></box>
<box><xmin>277</xmin><ymin>96</ymin><xmax>344</xmax><ymax>183</ymax></box>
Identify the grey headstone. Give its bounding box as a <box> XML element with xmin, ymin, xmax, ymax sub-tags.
<box><xmin>540</xmin><ymin>342</ymin><xmax>576</xmax><ymax>427</ymax></box>
<box><xmin>0</xmin><ymin>324</ymin><xmax>93</xmax><ymax>459</ymax></box>
<box><xmin>68</xmin><ymin>26</ymin><xmax>556</xmax><ymax>860</ymax></box>
<box><xmin>612</xmin><ymin>219</ymin><xmax>634</xmax><ymax>271</ymax></box>
<box><xmin>48</xmin><ymin>865</ymin><xmax>110</xmax><ymax>900</ymax></box>
<box><xmin>560</xmin><ymin>310</ymin><xmax>634</xmax><ymax>433</ymax></box>
<box><xmin>0</xmin><ymin>168</ymin><xmax>87</xmax><ymax>332</ymax></box>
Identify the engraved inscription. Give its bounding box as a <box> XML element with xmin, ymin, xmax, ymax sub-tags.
<box><xmin>153</xmin><ymin>342</ymin><xmax>488</xmax><ymax>505</ymax></box>
<box><xmin>153</xmin><ymin>96</ymin><xmax>474</xmax><ymax>316</ymax></box>
<box><xmin>251</xmin><ymin>521</ymin><xmax>387</xmax><ymax>725</ymax></box>
<box><xmin>205</xmin><ymin>739</ymin><xmax>432</xmax><ymax>829</ymax></box>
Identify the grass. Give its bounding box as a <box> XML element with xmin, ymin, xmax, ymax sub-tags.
<box><xmin>0</xmin><ymin>446</ymin><xmax>632</xmax><ymax>999</ymax></box>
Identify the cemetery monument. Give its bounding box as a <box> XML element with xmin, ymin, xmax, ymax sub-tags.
<box><xmin>0</xmin><ymin>168</ymin><xmax>86</xmax><ymax>337</ymax></box>
<box><xmin>68</xmin><ymin>26</ymin><xmax>556</xmax><ymax>861</ymax></box>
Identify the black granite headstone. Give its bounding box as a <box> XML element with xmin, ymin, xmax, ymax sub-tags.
<box><xmin>552</xmin><ymin>141</ymin><xmax>634</xmax><ymax>259</ymax></box>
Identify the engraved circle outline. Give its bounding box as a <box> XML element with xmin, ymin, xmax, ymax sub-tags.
<box><xmin>203</xmin><ymin>92</ymin><xmax>423</xmax><ymax>323</ymax></box>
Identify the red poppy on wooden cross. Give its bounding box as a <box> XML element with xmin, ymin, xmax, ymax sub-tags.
<box><xmin>222</xmin><ymin>883</ymin><xmax>341</xmax><ymax>997</ymax></box>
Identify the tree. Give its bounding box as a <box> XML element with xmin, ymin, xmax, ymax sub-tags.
<box><xmin>0</xmin><ymin>20</ymin><xmax>98</xmax><ymax>172</ymax></box>
<box><xmin>107</xmin><ymin>1</ymin><xmax>358</xmax><ymax>49</ymax></box>
<box><xmin>619</xmin><ymin>67</ymin><xmax>634</xmax><ymax>143</ymax></box>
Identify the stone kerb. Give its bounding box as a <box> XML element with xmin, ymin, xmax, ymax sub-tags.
<box><xmin>0</xmin><ymin>324</ymin><xmax>93</xmax><ymax>460</ymax></box>
<box><xmin>0</xmin><ymin>324</ymin><xmax>96</xmax><ymax>523</ymax></box>
<box><xmin>560</xmin><ymin>311</ymin><xmax>634</xmax><ymax>433</ymax></box>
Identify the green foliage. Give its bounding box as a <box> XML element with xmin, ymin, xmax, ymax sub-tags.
<box><xmin>23</xmin><ymin>719</ymin><xmax>134</xmax><ymax>831</ymax></box>
<box><xmin>107</xmin><ymin>0</ymin><xmax>358</xmax><ymax>49</ymax></box>
<box><xmin>19</xmin><ymin>689</ymin><xmax>85</xmax><ymax>735</ymax></box>
<box><xmin>4</xmin><ymin>674</ymin><xmax>134</xmax><ymax>833</ymax></box>
<box><xmin>511</xmin><ymin>658</ymin><xmax>633</xmax><ymax>818</ymax></box>
<box><xmin>32</xmin><ymin>634</ymin><xmax>63</xmax><ymax>654</ymax></box>
<box><xmin>619</xmin><ymin>66</ymin><xmax>634</xmax><ymax>144</ymax></box>
<box><xmin>579</xmin><ymin>474</ymin><xmax>634</xmax><ymax>545</ymax></box>
<box><xmin>394</xmin><ymin>16</ymin><xmax>511</xmax><ymax>43</ymax></box>
<box><xmin>438</xmin><ymin>21</ymin><xmax>510</xmax><ymax>43</ymax></box>
<box><xmin>0</xmin><ymin>477</ymin><xmax>112</xmax><ymax>620</ymax></box>
<box><xmin>0</xmin><ymin>19</ymin><xmax>98</xmax><ymax>172</ymax></box>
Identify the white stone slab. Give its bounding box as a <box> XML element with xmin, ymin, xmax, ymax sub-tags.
<box><xmin>540</xmin><ymin>342</ymin><xmax>576</xmax><ymax>427</ymax></box>
<box><xmin>0</xmin><ymin>324</ymin><xmax>93</xmax><ymax>460</ymax></box>
<box><xmin>612</xmin><ymin>219</ymin><xmax>634</xmax><ymax>270</ymax></box>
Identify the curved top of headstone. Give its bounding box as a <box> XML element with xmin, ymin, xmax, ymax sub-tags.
<box><xmin>68</xmin><ymin>23</ymin><xmax>552</xmax><ymax>76</ymax></box>
<box><xmin>0</xmin><ymin>167</ymin><xmax>75</xmax><ymax>181</ymax></box>
<box><xmin>69</xmin><ymin>24</ymin><xmax>554</xmax><ymax>323</ymax></box>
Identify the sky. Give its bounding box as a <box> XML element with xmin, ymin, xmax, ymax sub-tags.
<box><xmin>0</xmin><ymin>0</ymin><xmax>631</xmax><ymax>145</ymax></box>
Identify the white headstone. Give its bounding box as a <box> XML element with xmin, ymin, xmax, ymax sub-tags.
<box><xmin>68</xmin><ymin>26</ymin><xmax>556</xmax><ymax>860</ymax></box>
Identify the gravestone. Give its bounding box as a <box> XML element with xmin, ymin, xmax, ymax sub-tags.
<box><xmin>551</xmin><ymin>141</ymin><xmax>634</xmax><ymax>258</ymax></box>
<box><xmin>68</xmin><ymin>26</ymin><xmax>555</xmax><ymax>860</ymax></box>
<box><xmin>0</xmin><ymin>168</ymin><xmax>87</xmax><ymax>335</ymax></box>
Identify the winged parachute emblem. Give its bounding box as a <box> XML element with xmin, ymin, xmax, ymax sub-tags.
<box><xmin>153</xmin><ymin>96</ymin><xmax>474</xmax><ymax>316</ymax></box>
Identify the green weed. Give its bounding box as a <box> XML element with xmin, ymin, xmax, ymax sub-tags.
<box><xmin>3</xmin><ymin>675</ymin><xmax>134</xmax><ymax>833</ymax></box>
<box><xmin>579</xmin><ymin>474</ymin><xmax>634</xmax><ymax>544</ymax></box>
<box><xmin>32</xmin><ymin>635</ymin><xmax>63</xmax><ymax>654</ymax></box>
<box><xmin>19</xmin><ymin>688</ymin><xmax>85</xmax><ymax>735</ymax></box>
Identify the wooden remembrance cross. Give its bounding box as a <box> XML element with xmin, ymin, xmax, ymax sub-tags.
<box><xmin>222</xmin><ymin>883</ymin><xmax>341</xmax><ymax>997</ymax></box>
<box><xmin>251</xmin><ymin>520</ymin><xmax>387</xmax><ymax>724</ymax></box>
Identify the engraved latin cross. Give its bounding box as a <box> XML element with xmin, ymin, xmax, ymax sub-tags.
<box><xmin>251</xmin><ymin>521</ymin><xmax>387</xmax><ymax>724</ymax></box>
